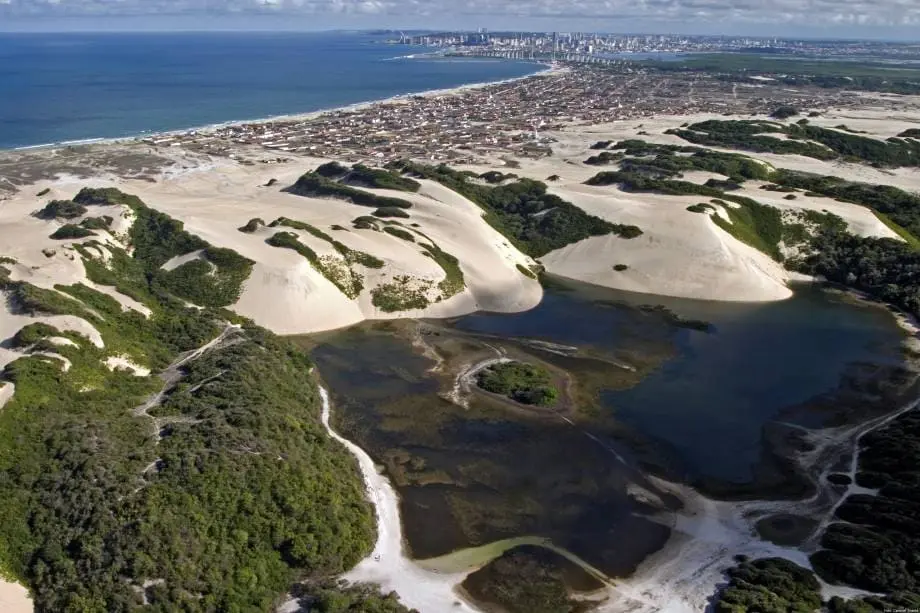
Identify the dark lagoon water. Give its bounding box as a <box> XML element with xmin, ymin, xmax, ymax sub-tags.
<box><xmin>0</xmin><ymin>32</ymin><xmax>540</xmax><ymax>149</ymax></box>
<box><xmin>454</xmin><ymin>280</ymin><xmax>905</xmax><ymax>484</ymax></box>
<box><xmin>308</xmin><ymin>280</ymin><xmax>906</xmax><ymax>571</ymax></box>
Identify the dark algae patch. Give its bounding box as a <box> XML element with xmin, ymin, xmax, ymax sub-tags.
<box><xmin>462</xmin><ymin>546</ymin><xmax>604</xmax><ymax>613</ymax></box>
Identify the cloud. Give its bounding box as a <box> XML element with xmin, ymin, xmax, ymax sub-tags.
<box><xmin>2</xmin><ymin>0</ymin><xmax>919</xmax><ymax>31</ymax></box>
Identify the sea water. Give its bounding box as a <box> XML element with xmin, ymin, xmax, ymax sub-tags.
<box><xmin>0</xmin><ymin>31</ymin><xmax>540</xmax><ymax>149</ymax></box>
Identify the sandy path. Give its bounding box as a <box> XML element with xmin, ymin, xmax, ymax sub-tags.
<box><xmin>314</xmin><ymin>386</ymin><xmax>482</xmax><ymax>613</ymax></box>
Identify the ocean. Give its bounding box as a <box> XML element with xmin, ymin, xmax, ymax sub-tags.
<box><xmin>0</xmin><ymin>32</ymin><xmax>540</xmax><ymax>150</ymax></box>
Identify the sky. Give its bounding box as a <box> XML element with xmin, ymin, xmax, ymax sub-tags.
<box><xmin>1</xmin><ymin>0</ymin><xmax>919</xmax><ymax>39</ymax></box>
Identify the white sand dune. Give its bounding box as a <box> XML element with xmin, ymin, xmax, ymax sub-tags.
<box><xmin>0</xmin><ymin>579</ymin><xmax>32</xmax><ymax>613</ymax></box>
<box><xmin>539</xmin><ymin>185</ymin><xmax>794</xmax><ymax>301</ymax></box>
<box><xmin>0</xmin><ymin>383</ymin><xmax>14</xmax><ymax>410</ymax></box>
<box><xmin>104</xmin><ymin>356</ymin><xmax>151</xmax><ymax>377</ymax></box>
<box><xmin>115</xmin><ymin>161</ymin><xmax>543</xmax><ymax>334</ymax></box>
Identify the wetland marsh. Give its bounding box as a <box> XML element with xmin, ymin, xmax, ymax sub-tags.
<box><xmin>301</xmin><ymin>277</ymin><xmax>914</xmax><ymax>612</ymax></box>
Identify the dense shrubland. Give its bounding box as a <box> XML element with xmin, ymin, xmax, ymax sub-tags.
<box><xmin>0</xmin><ymin>189</ymin><xmax>389</xmax><ymax>611</ymax></box>
<box><xmin>668</xmin><ymin>120</ymin><xmax>920</xmax><ymax>167</ymax></box>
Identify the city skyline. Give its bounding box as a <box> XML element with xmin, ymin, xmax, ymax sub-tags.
<box><xmin>1</xmin><ymin>0</ymin><xmax>920</xmax><ymax>41</ymax></box>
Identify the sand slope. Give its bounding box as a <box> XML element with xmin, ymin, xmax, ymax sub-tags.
<box><xmin>539</xmin><ymin>185</ymin><xmax>794</xmax><ymax>301</ymax></box>
<box><xmin>120</xmin><ymin>160</ymin><xmax>543</xmax><ymax>334</ymax></box>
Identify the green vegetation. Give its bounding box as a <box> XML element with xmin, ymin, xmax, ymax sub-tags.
<box><xmin>668</xmin><ymin>120</ymin><xmax>920</xmax><ymax>168</ymax></box>
<box><xmin>371</xmin><ymin>276</ymin><xmax>432</xmax><ymax>312</ymax></box>
<box><xmin>388</xmin><ymin>161</ymin><xmax>640</xmax><ymax>257</ymax></box>
<box><xmin>613</xmin><ymin>264</ymin><xmax>628</xmax><ymax>271</ymax></box>
<box><xmin>266</xmin><ymin>231</ymin><xmax>365</xmax><ymax>298</ymax></box>
<box><xmin>717</xmin><ymin>410</ymin><xmax>920</xmax><ymax>610</ymax></box>
<box><xmin>586</xmin><ymin>140</ymin><xmax>772</xmax><ymax>181</ymax></box>
<box><xmin>808</xmin><ymin>409</ymin><xmax>920</xmax><ymax>593</ymax></box>
<box><xmin>238</xmin><ymin>217</ymin><xmax>264</xmax><ymax>233</ymax></box>
<box><xmin>516</xmin><ymin>263</ymin><xmax>537</xmax><ymax>279</ymax></box>
<box><xmin>417</xmin><ymin>237</ymin><xmax>465</xmax><ymax>299</ymax></box>
<box><xmin>49</xmin><ymin>224</ymin><xmax>95</xmax><ymax>240</ymax></box>
<box><xmin>898</xmin><ymin>128</ymin><xmax>920</xmax><ymax>138</ymax></box>
<box><xmin>383</xmin><ymin>226</ymin><xmax>415</xmax><ymax>242</ymax></box>
<box><xmin>295</xmin><ymin>582</ymin><xmax>414</xmax><ymax>613</ymax></box>
<box><xmin>710</xmin><ymin>199</ymin><xmax>784</xmax><ymax>260</ymax></box>
<box><xmin>715</xmin><ymin>558</ymin><xmax>821</xmax><ymax>613</ymax></box>
<box><xmin>585</xmin><ymin>170</ymin><xmax>785</xmax><ymax>260</ymax></box>
<box><xmin>477</xmin><ymin>361</ymin><xmax>558</xmax><ymax>406</ymax></box>
<box><xmin>771</xmin><ymin>170</ymin><xmax>920</xmax><ymax>241</ymax></box>
<box><xmin>270</xmin><ymin>216</ymin><xmax>384</xmax><ymax>271</ymax></box>
<box><xmin>687</xmin><ymin>203</ymin><xmax>714</xmax><ymax>213</ymax></box>
<box><xmin>872</xmin><ymin>212</ymin><xmax>920</xmax><ymax>249</ymax></box>
<box><xmin>479</xmin><ymin>171</ymin><xmax>518</xmax><ymax>184</ymax></box>
<box><xmin>0</xmin><ymin>190</ymin><xmax>380</xmax><ymax>612</ymax></box>
<box><xmin>770</xmin><ymin>105</ymin><xmax>799</xmax><ymax>120</ymax></box>
<box><xmin>286</xmin><ymin>172</ymin><xmax>414</xmax><ymax>209</ymax></box>
<box><xmin>373</xmin><ymin>207</ymin><xmax>411</xmax><ymax>219</ymax></box>
<box><xmin>36</xmin><ymin>188</ymin><xmax>50</xmax><ymax>197</ymax></box>
<box><xmin>79</xmin><ymin>216</ymin><xmax>113</xmax><ymax>230</ymax></box>
<box><xmin>344</xmin><ymin>164</ymin><xmax>421</xmax><ymax>192</ymax></box>
<box><xmin>68</xmin><ymin>190</ymin><xmax>257</xmax><ymax>308</ymax></box>
<box><xmin>352</xmin><ymin>216</ymin><xmax>379</xmax><ymax>230</ymax></box>
<box><xmin>314</xmin><ymin>161</ymin><xmax>349</xmax><ymax>179</ymax></box>
<box><xmin>156</xmin><ymin>247</ymin><xmax>254</xmax><ymax>308</ymax></box>
<box><xmin>313</xmin><ymin>162</ymin><xmax>421</xmax><ymax>192</ymax></box>
<box><xmin>11</xmin><ymin>322</ymin><xmax>60</xmax><ymax>348</ymax></box>
<box><xmin>35</xmin><ymin>199</ymin><xmax>87</xmax><ymax>220</ymax></box>
<box><xmin>462</xmin><ymin>546</ymin><xmax>598</xmax><ymax>613</ymax></box>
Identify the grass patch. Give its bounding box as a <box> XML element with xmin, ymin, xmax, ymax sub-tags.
<box><xmin>477</xmin><ymin>361</ymin><xmax>558</xmax><ymax>406</ymax></box>
<box><xmin>872</xmin><ymin>211</ymin><xmax>920</xmax><ymax>250</ymax></box>
<box><xmin>238</xmin><ymin>217</ymin><xmax>264</xmax><ymax>233</ymax></box>
<box><xmin>383</xmin><ymin>226</ymin><xmax>416</xmax><ymax>242</ymax></box>
<box><xmin>286</xmin><ymin>172</ymin><xmax>414</xmax><ymax>209</ymax></box>
<box><xmin>371</xmin><ymin>276</ymin><xmax>432</xmax><ymax>312</ymax></box>
<box><xmin>516</xmin><ymin>263</ymin><xmax>537</xmax><ymax>279</ymax></box>
<box><xmin>373</xmin><ymin>207</ymin><xmax>410</xmax><ymax>219</ymax></box>
<box><xmin>49</xmin><ymin>224</ymin><xmax>95</xmax><ymax>240</ymax></box>
<box><xmin>34</xmin><ymin>200</ymin><xmax>86</xmax><ymax>220</ymax></box>
<box><xmin>710</xmin><ymin>200</ymin><xmax>784</xmax><ymax>261</ymax></box>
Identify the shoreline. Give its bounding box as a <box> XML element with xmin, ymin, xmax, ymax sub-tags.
<box><xmin>4</xmin><ymin>60</ymin><xmax>554</xmax><ymax>155</ymax></box>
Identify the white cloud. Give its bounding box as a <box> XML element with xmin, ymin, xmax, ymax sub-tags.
<box><xmin>3</xmin><ymin>0</ymin><xmax>920</xmax><ymax>32</ymax></box>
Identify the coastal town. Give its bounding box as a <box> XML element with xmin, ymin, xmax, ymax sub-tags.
<box><xmin>142</xmin><ymin>65</ymin><xmax>873</xmax><ymax>165</ymax></box>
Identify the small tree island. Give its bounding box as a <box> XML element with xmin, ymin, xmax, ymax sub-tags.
<box><xmin>476</xmin><ymin>361</ymin><xmax>559</xmax><ymax>406</ymax></box>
